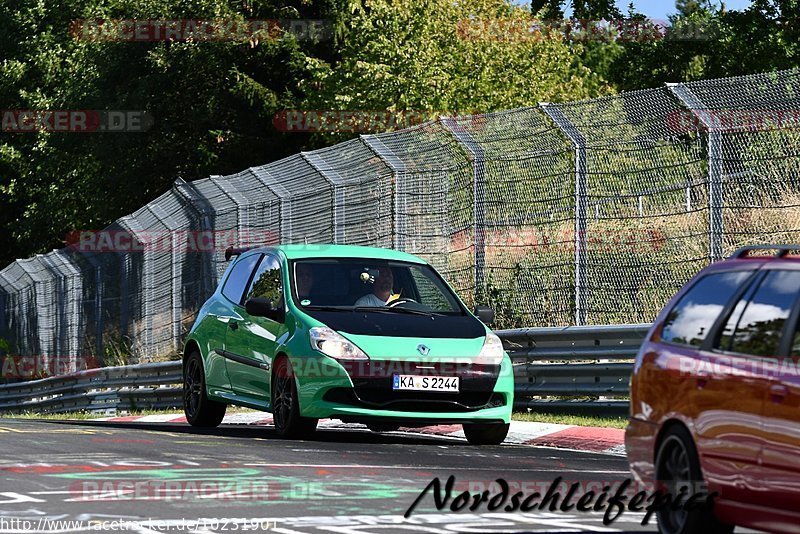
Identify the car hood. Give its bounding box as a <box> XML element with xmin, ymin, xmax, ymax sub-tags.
<box><xmin>335</xmin><ymin>331</ymin><xmax>487</xmax><ymax>361</ymax></box>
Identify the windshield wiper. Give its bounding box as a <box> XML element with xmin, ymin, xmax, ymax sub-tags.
<box><xmin>353</xmin><ymin>306</ymin><xmax>442</xmax><ymax>317</ymax></box>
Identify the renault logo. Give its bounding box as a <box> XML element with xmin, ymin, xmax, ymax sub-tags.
<box><xmin>417</xmin><ymin>344</ymin><xmax>430</xmax><ymax>356</ymax></box>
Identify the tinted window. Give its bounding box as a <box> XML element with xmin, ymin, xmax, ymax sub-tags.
<box><xmin>246</xmin><ymin>254</ymin><xmax>283</xmax><ymax>304</ymax></box>
<box><xmin>221</xmin><ymin>254</ymin><xmax>260</xmax><ymax>305</ymax></box>
<box><xmin>721</xmin><ymin>270</ymin><xmax>800</xmax><ymax>357</ymax></box>
<box><xmin>661</xmin><ymin>271</ymin><xmax>752</xmax><ymax>347</ymax></box>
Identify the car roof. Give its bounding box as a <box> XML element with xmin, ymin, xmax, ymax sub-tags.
<box><xmin>247</xmin><ymin>244</ymin><xmax>428</xmax><ymax>264</ymax></box>
<box><xmin>693</xmin><ymin>249</ymin><xmax>800</xmax><ymax>279</ymax></box>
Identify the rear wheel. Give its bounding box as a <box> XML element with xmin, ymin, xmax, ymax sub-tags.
<box><xmin>463</xmin><ymin>422</ymin><xmax>509</xmax><ymax>445</ymax></box>
<box><xmin>272</xmin><ymin>357</ymin><xmax>318</xmax><ymax>439</ymax></box>
<box><xmin>655</xmin><ymin>426</ymin><xmax>733</xmax><ymax>534</ymax></box>
<box><xmin>183</xmin><ymin>350</ymin><xmax>226</xmax><ymax>427</ymax></box>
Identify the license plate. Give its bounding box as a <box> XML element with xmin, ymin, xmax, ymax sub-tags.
<box><xmin>392</xmin><ymin>375</ymin><xmax>459</xmax><ymax>392</ymax></box>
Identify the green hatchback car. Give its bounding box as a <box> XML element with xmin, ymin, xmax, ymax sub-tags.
<box><xmin>182</xmin><ymin>244</ymin><xmax>514</xmax><ymax>444</ymax></box>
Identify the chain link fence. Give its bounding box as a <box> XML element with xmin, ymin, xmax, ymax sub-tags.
<box><xmin>1</xmin><ymin>69</ymin><xmax>799</xmax><ymax>367</ymax></box>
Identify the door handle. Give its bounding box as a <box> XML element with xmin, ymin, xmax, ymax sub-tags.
<box><xmin>228</xmin><ymin>320</ymin><xmax>238</xmax><ymax>330</ymax></box>
<box><xmin>769</xmin><ymin>384</ymin><xmax>789</xmax><ymax>403</ymax></box>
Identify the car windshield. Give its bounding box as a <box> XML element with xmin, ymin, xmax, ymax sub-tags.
<box><xmin>290</xmin><ymin>258</ymin><xmax>464</xmax><ymax>315</ymax></box>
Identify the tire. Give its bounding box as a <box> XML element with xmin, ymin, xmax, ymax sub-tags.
<box><xmin>272</xmin><ymin>357</ymin><xmax>318</xmax><ymax>439</ymax></box>
<box><xmin>463</xmin><ymin>422</ymin><xmax>509</xmax><ymax>445</ymax></box>
<box><xmin>654</xmin><ymin>426</ymin><xmax>734</xmax><ymax>534</ymax></box>
<box><xmin>183</xmin><ymin>350</ymin><xmax>226</xmax><ymax>427</ymax></box>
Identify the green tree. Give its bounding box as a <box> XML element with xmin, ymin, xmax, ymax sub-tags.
<box><xmin>302</xmin><ymin>0</ymin><xmax>612</xmax><ymax>144</ymax></box>
<box><xmin>0</xmin><ymin>0</ymin><xmax>344</xmax><ymax>266</ymax></box>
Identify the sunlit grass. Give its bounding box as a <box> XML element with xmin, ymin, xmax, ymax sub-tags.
<box><xmin>512</xmin><ymin>411</ymin><xmax>628</xmax><ymax>429</ymax></box>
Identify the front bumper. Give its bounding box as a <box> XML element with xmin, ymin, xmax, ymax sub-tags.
<box><xmin>293</xmin><ymin>354</ymin><xmax>514</xmax><ymax>423</ymax></box>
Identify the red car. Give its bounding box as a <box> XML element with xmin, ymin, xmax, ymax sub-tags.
<box><xmin>626</xmin><ymin>245</ymin><xmax>800</xmax><ymax>534</ymax></box>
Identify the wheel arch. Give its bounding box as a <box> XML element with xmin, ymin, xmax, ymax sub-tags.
<box><xmin>183</xmin><ymin>338</ymin><xmax>201</xmax><ymax>368</ymax></box>
<box><xmin>654</xmin><ymin>418</ymin><xmax>693</xmax><ymax>461</ymax></box>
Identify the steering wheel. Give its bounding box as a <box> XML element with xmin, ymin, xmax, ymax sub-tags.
<box><xmin>388</xmin><ymin>298</ymin><xmax>418</xmax><ymax>307</ymax></box>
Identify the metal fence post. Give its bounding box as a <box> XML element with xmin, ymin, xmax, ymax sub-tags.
<box><xmin>251</xmin><ymin>167</ymin><xmax>293</xmax><ymax>243</ymax></box>
<box><xmin>147</xmin><ymin>203</ymin><xmax>183</xmax><ymax>354</ymax></box>
<box><xmin>667</xmin><ymin>83</ymin><xmax>724</xmax><ymax>261</ymax></box>
<box><xmin>173</xmin><ymin>178</ymin><xmax>215</xmax><ymax>296</ymax></box>
<box><xmin>119</xmin><ymin>216</ymin><xmax>152</xmax><ymax>360</ymax></box>
<box><xmin>209</xmin><ymin>176</ymin><xmax>251</xmax><ymax>246</ymax></box>
<box><xmin>361</xmin><ymin>135</ymin><xmax>407</xmax><ymax>251</ymax></box>
<box><xmin>540</xmin><ymin>103</ymin><xmax>588</xmax><ymax>325</ymax></box>
<box><xmin>302</xmin><ymin>152</ymin><xmax>346</xmax><ymax>244</ymax></box>
<box><xmin>440</xmin><ymin>117</ymin><xmax>487</xmax><ymax>301</ymax></box>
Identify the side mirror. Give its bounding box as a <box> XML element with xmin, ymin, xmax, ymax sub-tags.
<box><xmin>245</xmin><ymin>297</ymin><xmax>284</xmax><ymax>322</ymax></box>
<box><xmin>473</xmin><ymin>305</ymin><xmax>495</xmax><ymax>326</ymax></box>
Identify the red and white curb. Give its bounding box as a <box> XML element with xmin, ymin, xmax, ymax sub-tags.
<box><xmin>91</xmin><ymin>412</ymin><xmax>625</xmax><ymax>456</ymax></box>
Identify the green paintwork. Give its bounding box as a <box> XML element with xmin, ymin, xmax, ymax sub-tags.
<box><xmin>185</xmin><ymin>245</ymin><xmax>514</xmax><ymax>425</ymax></box>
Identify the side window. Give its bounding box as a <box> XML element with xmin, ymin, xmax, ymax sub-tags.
<box><xmin>221</xmin><ymin>254</ymin><xmax>260</xmax><ymax>305</ymax></box>
<box><xmin>720</xmin><ymin>270</ymin><xmax>800</xmax><ymax>357</ymax></box>
<box><xmin>245</xmin><ymin>254</ymin><xmax>283</xmax><ymax>305</ymax></box>
<box><xmin>661</xmin><ymin>271</ymin><xmax>752</xmax><ymax>347</ymax></box>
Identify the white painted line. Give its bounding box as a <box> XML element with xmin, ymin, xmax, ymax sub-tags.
<box><xmin>240</xmin><ymin>463</ymin><xmax>629</xmax><ymax>474</ymax></box>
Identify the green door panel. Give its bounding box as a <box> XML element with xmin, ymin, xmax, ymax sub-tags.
<box><xmin>224</xmin><ymin>304</ymin><xmax>280</xmax><ymax>400</ymax></box>
<box><xmin>200</xmin><ymin>299</ymin><xmax>234</xmax><ymax>390</ymax></box>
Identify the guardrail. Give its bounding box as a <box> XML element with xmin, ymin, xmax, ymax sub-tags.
<box><xmin>0</xmin><ymin>324</ymin><xmax>652</xmax><ymax>415</ymax></box>
<box><xmin>0</xmin><ymin>361</ymin><xmax>182</xmax><ymax>414</ymax></box>
<box><xmin>500</xmin><ymin>323</ymin><xmax>652</xmax><ymax>415</ymax></box>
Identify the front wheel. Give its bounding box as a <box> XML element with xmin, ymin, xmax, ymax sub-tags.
<box><xmin>463</xmin><ymin>422</ymin><xmax>509</xmax><ymax>445</ymax></box>
<box><xmin>655</xmin><ymin>426</ymin><xmax>733</xmax><ymax>534</ymax></box>
<box><xmin>272</xmin><ymin>357</ymin><xmax>318</xmax><ymax>439</ymax></box>
<box><xmin>183</xmin><ymin>350</ymin><xmax>226</xmax><ymax>427</ymax></box>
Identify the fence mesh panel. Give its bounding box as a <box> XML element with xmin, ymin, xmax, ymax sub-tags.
<box><xmin>448</xmin><ymin>108</ymin><xmax>575</xmax><ymax>328</ymax></box>
<box><xmin>682</xmin><ymin>70</ymin><xmax>800</xmax><ymax>256</ymax></box>
<box><xmin>551</xmin><ymin>87</ymin><xmax>708</xmax><ymax>325</ymax></box>
<box><xmin>1</xmin><ymin>69</ymin><xmax>800</xmax><ymax>368</ymax></box>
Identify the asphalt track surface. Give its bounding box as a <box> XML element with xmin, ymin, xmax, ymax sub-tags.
<box><xmin>0</xmin><ymin>419</ymin><xmax>709</xmax><ymax>533</ymax></box>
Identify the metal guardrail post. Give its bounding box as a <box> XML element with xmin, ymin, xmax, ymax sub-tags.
<box><xmin>440</xmin><ymin>117</ymin><xmax>487</xmax><ymax>301</ymax></box>
<box><xmin>361</xmin><ymin>135</ymin><xmax>407</xmax><ymax>252</ymax></box>
<box><xmin>667</xmin><ymin>83</ymin><xmax>725</xmax><ymax>262</ymax></box>
<box><xmin>302</xmin><ymin>152</ymin><xmax>346</xmax><ymax>244</ymax></box>
<box><xmin>540</xmin><ymin>103</ymin><xmax>589</xmax><ymax>325</ymax></box>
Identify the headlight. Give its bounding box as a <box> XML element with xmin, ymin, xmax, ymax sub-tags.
<box><xmin>476</xmin><ymin>332</ymin><xmax>505</xmax><ymax>365</ymax></box>
<box><xmin>309</xmin><ymin>327</ymin><xmax>369</xmax><ymax>360</ymax></box>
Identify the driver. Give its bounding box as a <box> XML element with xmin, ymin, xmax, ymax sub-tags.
<box><xmin>355</xmin><ymin>267</ymin><xmax>394</xmax><ymax>307</ymax></box>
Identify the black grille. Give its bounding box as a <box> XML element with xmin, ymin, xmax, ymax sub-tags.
<box><xmin>326</xmin><ymin>360</ymin><xmax>503</xmax><ymax>412</ymax></box>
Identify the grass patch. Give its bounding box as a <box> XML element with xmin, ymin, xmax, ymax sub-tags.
<box><xmin>512</xmin><ymin>411</ymin><xmax>628</xmax><ymax>429</ymax></box>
